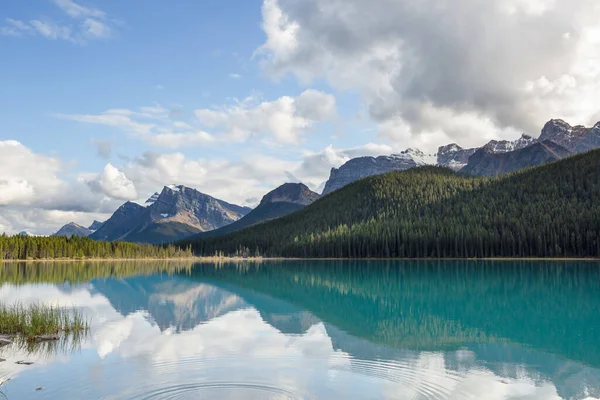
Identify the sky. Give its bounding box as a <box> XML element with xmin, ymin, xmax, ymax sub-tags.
<box><xmin>1</xmin><ymin>0</ymin><xmax>600</xmax><ymax>235</ymax></box>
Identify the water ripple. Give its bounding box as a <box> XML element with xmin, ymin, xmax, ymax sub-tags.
<box><xmin>110</xmin><ymin>382</ymin><xmax>308</xmax><ymax>400</ymax></box>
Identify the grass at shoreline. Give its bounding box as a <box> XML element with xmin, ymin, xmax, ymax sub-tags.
<box><xmin>0</xmin><ymin>303</ymin><xmax>89</xmax><ymax>340</ymax></box>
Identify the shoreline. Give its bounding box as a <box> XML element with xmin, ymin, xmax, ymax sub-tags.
<box><xmin>1</xmin><ymin>257</ymin><xmax>599</xmax><ymax>263</ymax></box>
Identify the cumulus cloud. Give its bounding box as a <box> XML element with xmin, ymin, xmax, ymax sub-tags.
<box><xmin>0</xmin><ymin>0</ymin><xmax>115</xmax><ymax>42</ymax></box>
<box><xmin>0</xmin><ymin>140</ymin><xmax>120</xmax><ymax>235</ymax></box>
<box><xmin>88</xmin><ymin>164</ymin><xmax>138</xmax><ymax>200</ymax></box>
<box><xmin>257</xmin><ymin>0</ymin><xmax>600</xmax><ymax>150</ymax></box>
<box><xmin>194</xmin><ymin>90</ymin><xmax>337</xmax><ymax>144</ymax></box>
<box><xmin>0</xmin><ymin>140</ymin><xmax>65</xmax><ymax>206</ymax></box>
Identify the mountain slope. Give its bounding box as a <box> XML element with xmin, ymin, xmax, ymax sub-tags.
<box><xmin>182</xmin><ymin>150</ymin><xmax>600</xmax><ymax>258</ymax></box>
<box><xmin>460</xmin><ymin>140</ymin><xmax>572</xmax><ymax>176</ymax></box>
<box><xmin>195</xmin><ymin>183</ymin><xmax>320</xmax><ymax>238</ymax></box>
<box><xmin>52</xmin><ymin>222</ymin><xmax>92</xmax><ymax>238</ymax></box>
<box><xmin>322</xmin><ymin>149</ymin><xmax>435</xmax><ymax>195</ymax></box>
<box><xmin>89</xmin><ymin>202</ymin><xmax>147</xmax><ymax>242</ymax></box>
<box><xmin>91</xmin><ymin>185</ymin><xmax>251</xmax><ymax>244</ymax></box>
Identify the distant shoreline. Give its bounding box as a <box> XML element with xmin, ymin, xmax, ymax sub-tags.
<box><xmin>1</xmin><ymin>257</ymin><xmax>599</xmax><ymax>263</ymax></box>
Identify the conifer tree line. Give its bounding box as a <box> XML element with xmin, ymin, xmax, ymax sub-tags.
<box><xmin>182</xmin><ymin>150</ymin><xmax>600</xmax><ymax>259</ymax></box>
<box><xmin>0</xmin><ymin>235</ymin><xmax>192</xmax><ymax>260</ymax></box>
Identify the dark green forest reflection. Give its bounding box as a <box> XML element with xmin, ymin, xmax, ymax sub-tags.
<box><xmin>182</xmin><ymin>260</ymin><xmax>600</xmax><ymax>367</ymax></box>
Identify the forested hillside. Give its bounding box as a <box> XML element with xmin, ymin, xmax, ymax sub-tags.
<box><xmin>0</xmin><ymin>235</ymin><xmax>193</xmax><ymax>260</ymax></box>
<box><xmin>182</xmin><ymin>150</ymin><xmax>600</xmax><ymax>258</ymax></box>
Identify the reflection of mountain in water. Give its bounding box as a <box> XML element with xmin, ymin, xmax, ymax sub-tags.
<box><xmin>92</xmin><ymin>274</ymin><xmax>321</xmax><ymax>335</ymax></box>
<box><xmin>180</xmin><ymin>261</ymin><xmax>600</xmax><ymax>368</ymax></box>
<box><xmin>53</xmin><ymin>260</ymin><xmax>600</xmax><ymax>399</ymax></box>
<box><xmin>92</xmin><ymin>276</ymin><xmax>248</xmax><ymax>332</ymax></box>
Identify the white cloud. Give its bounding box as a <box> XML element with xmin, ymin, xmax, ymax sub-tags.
<box><xmin>30</xmin><ymin>20</ymin><xmax>73</xmax><ymax>40</ymax></box>
<box><xmin>256</xmin><ymin>0</ymin><xmax>600</xmax><ymax>150</ymax></box>
<box><xmin>52</xmin><ymin>0</ymin><xmax>105</xmax><ymax>19</ymax></box>
<box><xmin>0</xmin><ymin>140</ymin><xmax>64</xmax><ymax>206</ymax></box>
<box><xmin>56</xmin><ymin>105</ymin><xmax>218</xmax><ymax>149</ymax></box>
<box><xmin>194</xmin><ymin>90</ymin><xmax>337</xmax><ymax>144</ymax></box>
<box><xmin>150</xmin><ymin>131</ymin><xmax>215</xmax><ymax>148</ymax></box>
<box><xmin>82</xmin><ymin>18</ymin><xmax>111</xmax><ymax>39</ymax></box>
<box><xmin>88</xmin><ymin>164</ymin><xmax>138</xmax><ymax>201</ymax></box>
<box><xmin>121</xmin><ymin>142</ymin><xmax>393</xmax><ymax>207</ymax></box>
<box><xmin>57</xmin><ymin>92</ymin><xmax>336</xmax><ymax>148</ymax></box>
<box><xmin>229</xmin><ymin>73</ymin><xmax>243</xmax><ymax>79</ymax></box>
<box><xmin>0</xmin><ymin>0</ymin><xmax>115</xmax><ymax>43</ymax></box>
<box><xmin>0</xmin><ymin>140</ymin><xmax>120</xmax><ymax>235</ymax></box>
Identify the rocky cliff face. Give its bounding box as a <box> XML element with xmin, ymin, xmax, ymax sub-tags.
<box><xmin>539</xmin><ymin>119</ymin><xmax>600</xmax><ymax>153</ymax></box>
<box><xmin>146</xmin><ymin>185</ymin><xmax>251</xmax><ymax>233</ymax></box>
<box><xmin>322</xmin><ymin>149</ymin><xmax>435</xmax><ymax>195</ymax></box>
<box><xmin>89</xmin><ymin>185</ymin><xmax>251</xmax><ymax>243</ymax></box>
<box><xmin>460</xmin><ymin>141</ymin><xmax>572</xmax><ymax>176</ymax></box>
<box><xmin>437</xmin><ymin>144</ymin><xmax>478</xmax><ymax>170</ymax></box>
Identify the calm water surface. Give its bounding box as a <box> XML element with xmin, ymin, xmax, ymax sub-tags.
<box><xmin>1</xmin><ymin>260</ymin><xmax>599</xmax><ymax>399</ymax></box>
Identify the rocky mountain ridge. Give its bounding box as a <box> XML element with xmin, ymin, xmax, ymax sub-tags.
<box><xmin>89</xmin><ymin>185</ymin><xmax>251</xmax><ymax>244</ymax></box>
<box><xmin>322</xmin><ymin>119</ymin><xmax>599</xmax><ymax>190</ymax></box>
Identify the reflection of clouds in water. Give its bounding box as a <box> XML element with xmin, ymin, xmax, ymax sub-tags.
<box><xmin>2</xmin><ymin>282</ymin><xmax>600</xmax><ymax>400</ymax></box>
<box><xmin>94</xmin><ymin>307</ymin><xmax>347</xmax><ymax>365</ymax></box>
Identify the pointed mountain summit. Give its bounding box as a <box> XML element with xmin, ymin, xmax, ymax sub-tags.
<box><xmin>193</xmin><ymin>183</ymin><xmax>320</xmax><ymax>239</ymax></box>
<box><xmin>90</xmin><ymin>185</ymin><xmax>251</xmax><ymax>244</ymax></box>
<box><xmin>88</xmin><ymin>220</ymin><xmax>104</xmax><ymax>231</ymax></box>
<box><xmin>89</xmin><ymin>202</ymin><xmax>146</xmax><ymax>242</ymax></box>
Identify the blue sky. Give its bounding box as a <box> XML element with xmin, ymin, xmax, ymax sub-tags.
<box><xmin>1</xmin><ymin>0</ymin><xmax>599</xmax><ymax>234</ymax></box>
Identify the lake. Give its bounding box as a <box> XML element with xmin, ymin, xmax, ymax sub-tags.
<box><xmin>1</xmin><ymin>260</ymin><xmax>599</xmax><ymax>399</ymax></box>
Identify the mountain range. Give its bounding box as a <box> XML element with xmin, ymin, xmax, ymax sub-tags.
<box><xmin>321</xmin><ymin>119</ymin><xmax>599</xmax><ymax>193</ymax></box>
<box><xmin>54</xmin><ymin>118</ymin><xmax>600</xmax><ymax>245</ymax></box>
<box><xmin>184</xmin><ymin>149</ymin><xmax>600</xmax><ymax>258</ymax></box>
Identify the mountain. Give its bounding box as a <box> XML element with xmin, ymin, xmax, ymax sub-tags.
<box><xmin>436</xmin><ymin>144</ymin><xmax>478</xmax><ymax>170</ymax></box>
<box><xmin>182</xmin><ymin>149</ymin><xmax>600</xmax><ymax>258</ymax></box>
<box><xmin>89</xmin><ymin>201</ymin><xmax>147</xmax><ymax>242</ymax></box>
<box><xmin>88</xmin><ymin>220</ymin><xmax>104</xmax><ymax>231</ymax></box>
<box><xmin>90</xmin><ymin>185</ymin><xmax>251</xmax><ymax>244</ymax></box>
<box><xmin>482</xmin><ymin>134</ymin><xmax>537</xmax><ymax>153</ymax></box>
<box><xmin>460</xmin><ymin>140</ymin><xmax>571</xmax><ymax>176</ymax></box>
<box><xmin>194</xmin><ymin>183</ymin><xmax>320</xmax><ymax>238</ymax></box>
<box><xmin>53</xmin><ymin>222</ymin><xmax>92</xmax><ymax>238</ymax></box>
<box><xmin>322</xmin><ymin>149</ymin><xmax>435</xmax><ymax>195</ymax></box>
<box><xmin>539</xmin><ymin>119</ymin><xmax>600</xmax><ymax>153</ymax></box>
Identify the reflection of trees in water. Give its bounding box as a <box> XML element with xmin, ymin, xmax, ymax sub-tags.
<box><xmin>184</xmin><ymin>260</ymin><xmax>600</xmax><ymax>367</ymax></box>
<box><xmin>0</xmin><ymin>260</ymin><xmax>195</xmax><ymax>285</ymax></box>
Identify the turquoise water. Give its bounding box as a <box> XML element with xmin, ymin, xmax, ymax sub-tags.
<box><xmin>1</xmin><ymin>260</ymin><xmax>599</xmax><ymax>399</ymax></box>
